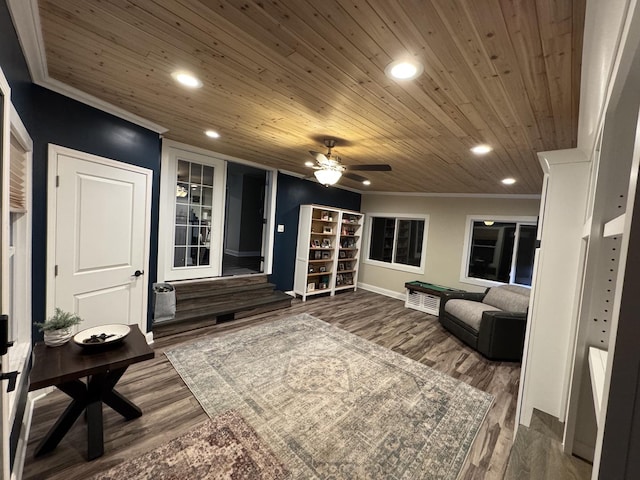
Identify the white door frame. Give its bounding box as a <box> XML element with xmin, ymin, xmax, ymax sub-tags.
<box><xmin>158</xmin><ymin>139</ymin><xmax>278</xmax><ymax>282</ymax></box>
<box><xmin>0</xmin><ymin>63</ymin><xmax>12</xmax><ymax>480</ymax></box>
<box><xmin>159</xmin><ymin>142</ymin><xmax>226</xmax><ymax>281</ymax></box>
<box><xmin>46</xmin><ymin>144</ymin><xmax>153</xmax><ymax>333</ymax></box>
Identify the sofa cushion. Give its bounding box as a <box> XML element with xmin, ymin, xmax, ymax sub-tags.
<box><xmin>482</xmin><ymin>285</ymin><xmax>530</xmax><ymax>313</ymax></box>
<box><xmin>445</xmin><ymin>299</ymin><xmax>500</xmax><ymax>331</ymax></box>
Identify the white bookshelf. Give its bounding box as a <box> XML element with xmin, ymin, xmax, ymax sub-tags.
<box><xmin>293</xmin><ymin>205</ymin><xmax>363</xmax><ymax>301</ymax></box>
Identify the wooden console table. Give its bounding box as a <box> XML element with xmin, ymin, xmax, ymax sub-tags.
<box><xmin>29</xmin><ymin>325</ymin><xmax>154</xmax><ymax>460</ymax></box>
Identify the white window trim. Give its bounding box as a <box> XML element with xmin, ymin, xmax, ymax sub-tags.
<box><xmin>363</xmin><ymin>212</ymin><xmax>429</xmax><ymax>274</ymax></box>
<box><xmin>460</xmin><ymin>214</ymin><xmax>538</xmax><ymax>288</ymax></box>
<box><xmin>3</xmin><ymin>98</ymin><xmax>33</xmax><ymax>470</ymax></box>
<box><xmin>8</xmin><ymin>105</ymin><xmax>32</xmax><ymax>353</ymax></box>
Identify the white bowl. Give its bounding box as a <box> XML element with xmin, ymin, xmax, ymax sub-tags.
<box><xmin>73</xmin><ymin>324</ymin><xmax>131</xmax><ymax>348</ymax></box>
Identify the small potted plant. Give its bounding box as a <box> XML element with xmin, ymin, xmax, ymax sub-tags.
<box><xmin>36</xmin><ymin>308</ymin><xmax>83</xmax><ymax>347</ymax></box>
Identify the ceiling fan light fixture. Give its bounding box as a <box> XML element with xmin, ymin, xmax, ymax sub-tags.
<box><xmin>314</xmin><ymin>168</ymin><xmax>342</xmax><ymax>186</ymax></box>
<box><xmin>171</xmin><ymin>70</ymin><xmax>203</xmax><ymax>88</ymax></box>
<box><xmin>305</xmin><ymin>160</ymin><xmax>315</xmax><ymax>167</ymax></box>
<box><xmin>385</xmin><ymin>59</ymin><xmax>424</xmax><ymax>80</ymax></box>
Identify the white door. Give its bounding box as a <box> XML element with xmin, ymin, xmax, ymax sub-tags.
<box><xmin>158</xmin><ymin>145</ymin><xmax>225</xmax><ymax>281</ymax></box>
<box><xmin>48</xmin><ymin>145</ymin><xmax>152</xmax><ymax>332</ymax></box>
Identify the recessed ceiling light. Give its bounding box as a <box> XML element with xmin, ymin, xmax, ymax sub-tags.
<box><xmin>362</xmin><ymin>180</ymin><xmax>371</xmax><ymax>186</ymax></box>
<box><xmin>502</xmin><ymin>177</ymin><xmax>516</xmax><ymax>185</ymax></box>
<box><xmin>304</xmin><ymin>161</ymin><xmax>315</xmax><ymax>167</ymax></box>
<box><xmin>205</xmin><ymin>130</ymin><xmax>220</xmax><ymax>139</ymax></box>
<box><xmin>171</xmin><ymin>71</ymin><xmax>202</xmax><ymax>88</ymax></box>
<box><xmin>385</xmin><ymin>59</ymin><xmax>424</xmax><ymax>80</ymax></box>
<box><xmin>471</xmin><ymin>144</ymin><xmax>493</xmax><ymax>155</ymax></box>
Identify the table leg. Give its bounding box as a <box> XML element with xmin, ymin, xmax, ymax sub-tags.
<box><xmin>103</xmin><ymin>389</ymin><xmax>142</xmax><ymax>419</ymax></box>
<box><xmin>86</xmin><ymin>375</ymin><xmax>104</xmax><ymax>460</ymax></box>
<box><xmin>99</xmin><ymin>367</ymin><xmax>142</xmax><ymax>419</ymax></box>
<box><xmin>34</xmin><ymin>380</ymin><xmax>87</xmax><ymax>457</ymax></box>
<box><xmin>35</xmin><ymin>367</ymin><xmax>144</xmax><ymax>460</ymax></box>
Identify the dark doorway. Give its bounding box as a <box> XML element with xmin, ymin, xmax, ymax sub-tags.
<box><xmin>222</xmin><ymin>163</ymin><xmax>266</xmax><ymax>276</ymax></box>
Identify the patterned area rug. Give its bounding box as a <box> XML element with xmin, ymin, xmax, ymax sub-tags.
<box><xmin>91</xmin><ymin>410</ymin><xmax>288</xmax><ymax>479</ymax></box>
<box><xmin>166</xmin><ymin>314</ymin><xmax>493</xmax><ymax>479</ymax></box>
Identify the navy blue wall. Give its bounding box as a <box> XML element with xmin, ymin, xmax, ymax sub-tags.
<box><xmin>271</xmin><ymin>173</ymin><xmax>361</xmax><ymax>291</ymax></box>
<box><xmin>1</xmin><ymin>1</ymin><xmax>161</xmax><ymax>336</ymax></box>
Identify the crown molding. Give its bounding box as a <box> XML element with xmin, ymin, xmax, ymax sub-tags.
<box><xmin>7</xmin><ymin>0</ymin><xmax>168</xmax><ymax>134</ymax></box>
<box><xmin>277</xmin><ymin>168</ymin><xmax>364</xmax><ymax>194</ymax></box>
<box><xmin>363</xmin><ymin>191</ymin><xmax>541</xmax><ymax>199</ymax></box>
<box><xmin>275</xmin><ymin>170</ymin><xmax>539</xmax><ymax>198</ymax></box>
<box><xmin>162</xmin><ymin>138</ymin><xmax>278</xmax><ymax>173</ymax></box>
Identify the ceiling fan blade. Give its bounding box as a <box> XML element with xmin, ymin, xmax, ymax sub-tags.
<box><xmin>343</xmin><ymin>172</ymin><xmax>369</xmax><ymax>183</ymax></box>
<box><xmin>345</xmin><ymin>164</ymin><xmax>392</xmax><ymax>171</ymax></box>
<box><xmin>309</xmin><ymin>150</ymin><xmax>329</xmax><ymax>163</ymax></box>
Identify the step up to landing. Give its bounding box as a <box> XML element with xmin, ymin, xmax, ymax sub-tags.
<box><xmin>173</xmin><ymin>290</ymin><xmax>292</xmax><ymax>323</ymax></box>
<box><xmin>176</xmin><ymin>281</ymin><xmax>276</xmax><ymax>303</ymax></box>
<box><xmin>153</xmin><ymin>276</ymin><xmax>292</xmax><ymax>338</ymax></box>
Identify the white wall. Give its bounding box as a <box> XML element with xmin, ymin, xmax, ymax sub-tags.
<box><xmin>359</xmin><ymin>194</ymin><xmax>540</xmax><ymax>295</ymax></box>
<box><xmin>578</xmin><ymin>0</ymin><xmax>633</xmax><ymax>157</ymax></box>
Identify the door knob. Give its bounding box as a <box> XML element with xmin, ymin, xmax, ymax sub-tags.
<box><xmin>132</xmin><ymin>270</ymin><xmax>144</xmax><ymax>277</ymax></box>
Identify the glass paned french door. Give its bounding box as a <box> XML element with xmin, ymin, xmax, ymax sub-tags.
<box><xmin>173</xmin><ymin>160</ymin><xmax>215</xmax><ymax>268</ymax></box>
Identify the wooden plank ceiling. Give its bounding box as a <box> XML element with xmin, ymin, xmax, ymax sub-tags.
<box><xmin>37</xmin><ymin>0</ymin><xmax>585</xmax><ymax>193</ymax></box>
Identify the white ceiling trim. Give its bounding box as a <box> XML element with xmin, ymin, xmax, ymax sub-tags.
<box><xmin>6</xmin><ymin>0</ymin><xmax>168</xmax><ymax>134</ymax></box>
<box><xmin>275</xmin><ymin>171</ymin><xmax>538</xmax><ymax>198</ymax></box>
<box><xmin>162</xmin><ymin>138</ymin><xmax>278</xmax><ymax>173</ymax></box>
<box><xmin>364</xmin><ymin>191</ymin><xmax>542</xmax><ymax>199</ymax></box>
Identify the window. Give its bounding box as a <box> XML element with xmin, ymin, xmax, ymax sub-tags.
<box><xmin>365</xmin><ymin>214</ymin><xmax>428</xmax><ymax>273</ymax></box>
<box><xmin>462</xmin><ymin>217</ymin><xmax>537</xmax><ymax>287</ymax></box>
<box><xmin>2</xmin><ymin>100</ymin><xmax>33</xmax><ymax>432</ymax></box>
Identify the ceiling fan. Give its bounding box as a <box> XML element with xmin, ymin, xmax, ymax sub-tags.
<box><xmin>307</xmin><ymin>139</ymin><xmax>392</xmax><ymax>186</ymax></box>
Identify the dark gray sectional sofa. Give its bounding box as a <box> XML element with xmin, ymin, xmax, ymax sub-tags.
<box><xmin>438</xmin><ymin>285</ymin><xmax>530</xmax><ymax>361</ymax></box>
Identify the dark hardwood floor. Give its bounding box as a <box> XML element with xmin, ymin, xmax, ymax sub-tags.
<box><xmin>22</xmin><ymin>289</ymin><xmax>522</xmax><ymax>479</ymax></box>
<box><xmin>504</xmin><ymin>410</ymin><xmax>591</xmax><ymax>479</ymax></box>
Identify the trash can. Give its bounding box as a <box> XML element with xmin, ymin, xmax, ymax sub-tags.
<box><xmin>153</xmin><ymin>283</ymin><xmax>176</xmax><ymax>323</ymax></box>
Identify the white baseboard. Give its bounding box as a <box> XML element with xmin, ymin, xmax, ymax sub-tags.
<box><xmin>357</xmin><ymin>282</ymin><xmax>405</xmax><ymax>301</ymax></box>
<box><xmin>145</xmin><ymin>331</ymin><xmax>154</xmax><ymax>344</ymax></box>
<box><xmin>519</xmin><ymin>404</ymin><xmax>534</xmax><ymax>428</ymax></box>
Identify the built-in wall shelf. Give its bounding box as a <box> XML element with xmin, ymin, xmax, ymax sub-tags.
<box><xmin>588</xmin><ymin>346</ymin><xmax>608</xmax><ymax>427</ymax></box>
<box><xmin>603</xmin><ymin>213</ymin><xmax>625</xmax><ymax>237</ymax></box>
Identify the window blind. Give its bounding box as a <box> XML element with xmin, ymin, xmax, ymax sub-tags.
<box><xmin>9</xmin><ymin>135</ymin><xmax>26</xmax><ymax>212</ymax></box>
